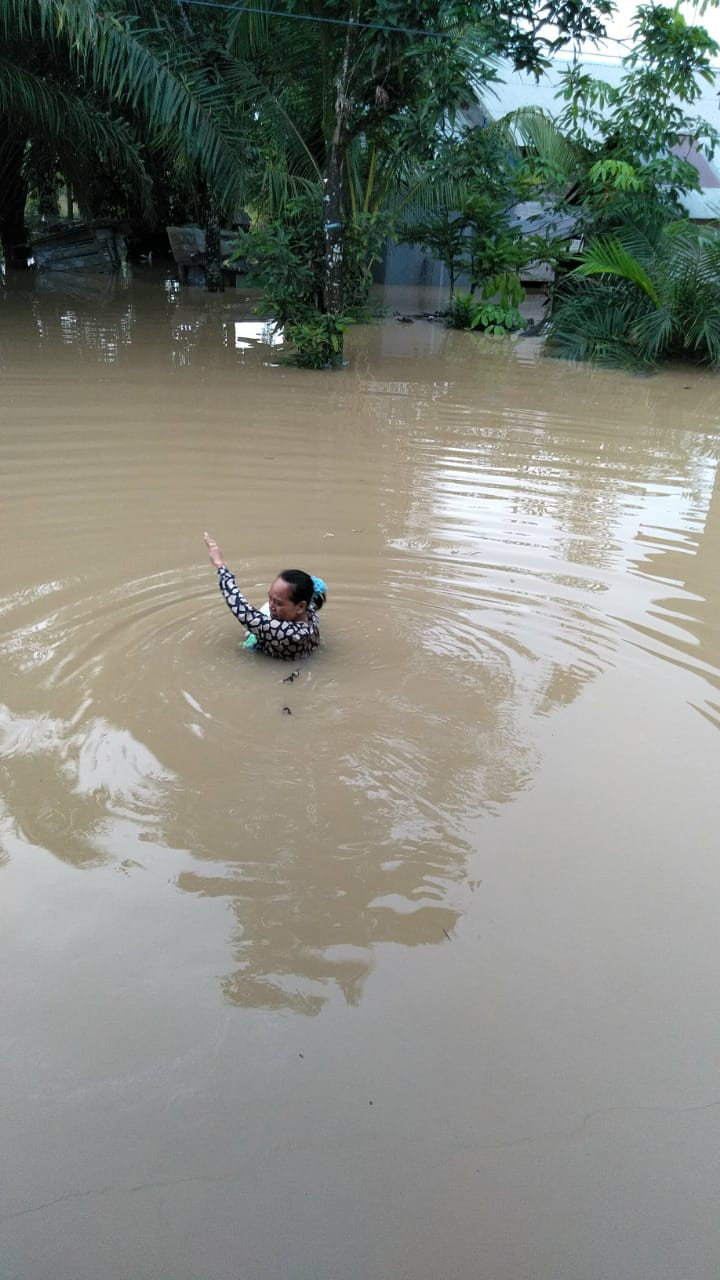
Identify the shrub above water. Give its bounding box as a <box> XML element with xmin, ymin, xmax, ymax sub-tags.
<box><xmin>447</xmin><ymin>273</ymin><xmax>528</xmax><ymax>336</ymax></box>
<box><xmin>548</xmin><ymin>219</ymin><xmax>720</xmax><ymax>370</ymax></box>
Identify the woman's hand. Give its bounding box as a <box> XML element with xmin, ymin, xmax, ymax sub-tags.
<box><xmin>204</xmin><ymin>532</ymin><xmax>225</xmax><ymax>568</ymax></box>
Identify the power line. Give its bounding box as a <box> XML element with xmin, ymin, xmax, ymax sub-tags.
<box><xmin>177</xmin><ymin>0</ymin><xmax>453</xmax><ymax>38</ymax></box>
<box><xmin>178</xmin><ymin>0</ymin><xmax>720</xmax><ymax>68</ymax></box>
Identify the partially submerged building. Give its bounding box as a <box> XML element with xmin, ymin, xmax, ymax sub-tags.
<box><xmin>491</xmin><ymin>53</ymin><xmax>720</xmax><ymax>223</ymax></box>
<box><xmin>381</xmin><ymin>53</ymin><xmax>720</xmax><ymax>290</ymax></box>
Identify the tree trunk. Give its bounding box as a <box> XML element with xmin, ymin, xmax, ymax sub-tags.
<box><xmin>321</xmin><ymin>18</ymin><xmax>355</xmax><ymax>356</ymax></box>
<box><xmin>38</xmin><ymin>184</ymin><xmax>59</xmax><ymax>219</ymax></box>
<box><xmin>0</xmin><ymin>125</ymin><xmax>29</xmax><ymax>264</ymax></box>
<box><xmin>322</xmin><ymin>134</ymin><xmax>344</xmax><ymax>316</ymax></box>
<box><xmin>203</xmin><ymin>194</ymin><xmax>224</xmax><ymax>293</ymax></box>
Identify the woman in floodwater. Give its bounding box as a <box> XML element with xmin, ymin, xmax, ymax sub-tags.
<box><xmin>204</xmin><ymin>532</ymin><xmax>326</xmax><ymax>660</ymax></box>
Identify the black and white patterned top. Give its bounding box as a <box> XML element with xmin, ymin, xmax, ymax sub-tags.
<box><xmin>217</xmin><ymin>566</ymin><xmax>320</xmax><ymax>660</ymax></box>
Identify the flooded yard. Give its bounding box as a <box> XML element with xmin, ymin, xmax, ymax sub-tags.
<box><xmin>1</xmin><ymin>268</ymin><xmax>719</xmax><ymax>1280</ymax></box>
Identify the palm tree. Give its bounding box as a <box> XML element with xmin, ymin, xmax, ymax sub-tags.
<box><xmin>0</xmin><ymin>0</ymin><xmax>252</xmax><ymax>260</ymax></box>
<box><xmin>549</xmin><ymin>218</ymin><xmax>720</xmax><ymax>369</ymax></box>
<box><xmin>220</xmin><ymin>0</ymin><xmax>519</xmax><ymax>363</ymax></box>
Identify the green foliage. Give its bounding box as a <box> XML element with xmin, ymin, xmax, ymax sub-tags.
<box><xmin>0</xmin><ymin>0</ymin><xmax>273</xmax><ymax>261</ymax></box>
<box><xmin>447</xmin><ymin>273</ymin><xmax>528</xmax><ymax>335</ymax></box>
<box><xmin>401</xmin><ymin>190</ymin><xmax>541</xmax><ymax>298</ymax></box>
<box><xmin>238</xmin><ymin>197</ymin><xmax>324</xmax><ymax>322</ymax></box>
<box><xmin>232</xmin><ymin>193</ymin><xmax>373</xmax><ymax>365</ymax></box>
<box><xmin>222</xmin><ymin>0</ymin><xmax>616</xmax><ymax>355</ymax></box>
<box><xmin>399</xmin><ymin>126</ymin><xmax>530</xmax><ymax>295</ymax></box>
<box><xmin>235</xmin><ymin>193</ymin><xmax>384</xmax><ymax>314</ymax></box>
<box><xmin>469</xmin><ymin>301</ymin><xmax>527</xmax><ymax>335</ymax></box>
<box><xmin>486</xmin><ymin>270</ymin><xmax>526</xmax><ymax>310</ymax></box>
<box><xmin>547</xmin><ymin>277</ymin><xmax>657</xmax><ymax>369</ymax></box>
<box><xmin>401</xmin><ymin>210</ymin><xmax>468</xmax><ymax>296</ymax></box>
<box><xmin>285</xmin><ymin>312</ymin><xmax>354</xmax><ymax>369</ymax></box>
<box><xmin>447</xmin><ymin>291</ymin><xmax>476</xmax><ymax>329</ymax></box>
<box><xmin>571</xmin><ymin>237</ymin><xmax>662</xmax><ymax>305</ymax></box>
<box><xmin>398</xmin><ymin>119</ymin><xmax>565</xmax><ymax>303</ymax></box>
<box><xmin>465</xmin><ymin>211</ymin><xmax>533</xmax><ymax>293</ymax></box>
<box><xmin>586</xmin><ymin>159</ymin><xmax>642</xmax><ymax>191</ymax></box>
<box><xmin>549</xmin><ymin>220</ymin><xmax>720</xmax><ymax>370</ymax></box>
<box><xmin>2</xmin><ymin>0</ymin><xmax>633</xmax><ymax>359</ymax></box>
<box><xmin>549</xmin><ymin>4</ymin><xmax>720</xmax><ymax>241</ymax></box>
<box><xmin>514</xmin><ymin>4</ymin><xmax>720</xmax><ymax>372</ymax></box>
<box><xmin>342</xmin><ymin>210</ymin><xmax>391</xmax><ymax>311</ymax></box>
<box><xmin>0</xmin><ymin>53</ymin><xmax>153</xmax><ymax>211</ymax></box>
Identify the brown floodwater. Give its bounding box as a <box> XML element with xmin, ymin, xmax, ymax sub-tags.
<box><xmin>1</xmin><ymin>266</ymin><xmax>719</xmax><ymax>1280</ymax></box>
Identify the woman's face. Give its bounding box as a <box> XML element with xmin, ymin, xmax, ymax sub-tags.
<box><xmin>268</xmin><ymin>577</ymin><xmax>307</xmax><ymax>622</ymax></box>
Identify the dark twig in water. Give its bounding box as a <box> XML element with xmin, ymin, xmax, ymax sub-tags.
<box><xmin>283</xmin><ymin>670</ymin><xmax>300</xmax><ymax>683</ymax></box>
<box><xmin>282</xmin><ymin>705</ymin><xmax>292</xmax><ymax>715</ymax></box>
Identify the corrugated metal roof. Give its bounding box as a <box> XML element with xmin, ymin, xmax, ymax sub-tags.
<box><xmin>672</xmin><ymin>137</ymin><xmax>720</xmax><ymax>188</ymax></box>
<box><xmin>506</xmin><ymin>201</ymin><xmax>578</xmax><ymax>237</ymax></box>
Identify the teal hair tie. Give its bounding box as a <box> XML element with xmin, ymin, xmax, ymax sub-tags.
<box><xmin>312</xmin><ymin>575</ymin><xmax>327</xmax><ymax>602</ymax></box>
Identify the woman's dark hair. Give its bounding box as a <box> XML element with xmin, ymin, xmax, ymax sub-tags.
<box><xmin>280</xmin><ymin>569</ymin><xmax>325</xmax><ymax>610</ymax></box>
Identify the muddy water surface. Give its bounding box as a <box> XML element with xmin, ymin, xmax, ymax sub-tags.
<box><xmin>1</xmin><ymin>269</ymin><xmax>720</xmax><ymax>1280</ymax></box>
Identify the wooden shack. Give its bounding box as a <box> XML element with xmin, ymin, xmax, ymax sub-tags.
<box><xmin>31</xmin><ymin>223</ymin><xmax>126</xmax><ymax>271</ymax></box>
<box><xmin>166</xmin><ymin>225</ymin><xmax>248</xmax><ymax>285</ymax></box>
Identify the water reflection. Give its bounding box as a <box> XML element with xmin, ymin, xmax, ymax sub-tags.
<box><xmin>626</xmin><ymin>455</ymin><xmax>720</xmax><ymax>727</ymax></box>
<box><xmin>0</xmin><ymin>267</ymin><xmax>280</xmax><ymax>370</ymax></box>
<box><xmin>1</xmin><ymin>274</ymin><xmax>719</xmax><ymax>1018</ymax></box>
<box><xmin>0</xmin><ymin>701</ymin><xmax>173</xmax><ymax>865</ymax></box>
<box><xmin>0</xmin><ymin>548</ymin><xmax>530</xmax><ymax>1012</ymax></box>
<box><xmin>234</xmin><ymin>319</ymin><xmax>283</xmax><ymax>349</ymax></box>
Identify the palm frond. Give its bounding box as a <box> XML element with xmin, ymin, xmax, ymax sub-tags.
<box><xmin>572</xmin><ymin>237</ymin><xmax>662</xmax><ymax>304</ymax></box>
<box><xmin>548</xmin><ymin>276</ymin><xmax>657</xmax><ymax>370</ymax></box>
<box><xmin>85</xmin><ymin>17</ymin><xmax>254</xmax><ymax>206</ymax></box>
<box><xmin>630</xmin><ymin>305</ymin><xmax>676</xmax><ymax>359</ymax></box>
<box><xmin>501</xmin><ymin>106</ymin><xmax>580</xmax><ymax>186</ymax></box>
<box><xmin>212</xmin><ymin>50</ymin><xmax>321</xmax><ymax>182</ymax></box>
<box><xmin>0</xmin><ymin>54</ymin><xmax>152</xmax><ymax>207</ymax></box>
<box><xmin>0</xmin><ymin>0</ymin><xmax>60</xmax><ymax>40</ymax></box>
<box><xmin>684</xmin><ymin>312</ymin><xmax>720</xmax><ymax>363</ymax></box>
<box><xmin>394</xmin><ymin>175</ymin><xmax>468</xmax><ymax>222</ymax></box>
<box><xmin>0</xmin><ymin>0</ymin><xmax>258</xmax><ymax>208</ymax></box>
<box><xmin>611</xmin><ymin>224</ymin><xmax>662</xmax><ymax>269</ymax></box>
<box><xmin>225</xmin><ymin>0</ymin><xmax>271</xmax><ymax>58</ymax></box>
